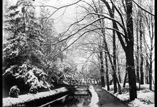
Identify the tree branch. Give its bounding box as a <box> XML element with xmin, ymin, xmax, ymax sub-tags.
<box><xmin>41</xmin><ymin>14</ymin><xmax>103</xmax><ymax>46</ymax></box>
<box><xmin>110</xmin><ymin>0</ymin><xmax>127</xmax><ymax>36</ymax></box>
<box><xmin>89</xmin><ymin>12</ymin><xmax>125</xmax><ymax>30</ymax></box>
<box><xmin>45</xmin><ymin>0</ymin><xmax>82</xmax><ymax>20</ymax></box>
<box><xmin>52</xmin><ymin>27</ymin><xmax>104</xmax><ymax>59</ymax></box>
<box><xmin>101</xmin><ymin>0</ymin><xmax>127</xmax><ymax>52</ymax></box>
<box><xmin>132</xmin><ymin>0</ymin><xmax>155</xmax><ymax>16</ymax></box>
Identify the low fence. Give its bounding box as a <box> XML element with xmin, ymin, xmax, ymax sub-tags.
<box><xmin>68</xmin><ymin>79</ymin><xmax>101</xmax><ymax>85</ymax></box>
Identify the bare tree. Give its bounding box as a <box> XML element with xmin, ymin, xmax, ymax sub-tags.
<box><xmin>100</xmin><ymin>0</ymin><xmax>137</xmax><ymax>100</ymax></box>
<box><xmin>112</xmin><ymin>2</ymin><xmax>118</xmax><ymax>93</ymax></box>
<box><xmin>139</xmin><ymin>12</ymin><xmax>144</xmax><ymax>85</ymax></box>
<box><xmin>136</xmin><ymin>0</ymin><xmax>155</xmax><ymax>90</ymax></box>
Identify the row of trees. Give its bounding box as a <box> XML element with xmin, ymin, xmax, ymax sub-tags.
<box><xmin>57</xmin><ymin>0</ymin><xmax>154</xmax><ymax>101</ymax></box>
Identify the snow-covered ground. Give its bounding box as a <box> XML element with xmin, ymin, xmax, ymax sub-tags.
<box><xmin>88</xmin><ymin>85</ymin><xmax>99</xmax><ymax>107</ymax></box>
<box><xmin>3</xmin><ymin>87</ymin><xmax>68</xmax><ymax>107</ymax></box>
<box><xmin>103</xmin><ymin>83</ymin><xmax>154</xmax><ymax>107</ymax></box>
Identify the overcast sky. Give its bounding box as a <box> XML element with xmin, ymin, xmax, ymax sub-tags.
<box><xmin>6</xmin><ymin>0</ymin><xmax>82</xmax><ymax>33</ymax></box>
<box><xmin>33</xmin><ymin>0</ymin><xmax>83</xmax><ymax>33</ymax></box>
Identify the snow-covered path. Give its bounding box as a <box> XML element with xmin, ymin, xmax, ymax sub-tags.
<box><xmin>90</xmin><ymin>85</ymin><xmax>128</xmax><ymax>107</ymax></box>
<box><xmin>88</xmin><ymin>85</ymin><xmax>99</xmax><ymax>107</ymax></box>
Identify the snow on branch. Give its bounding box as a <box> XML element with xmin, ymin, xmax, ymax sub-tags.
<box><xmin>132</xmin><ymin>0</ymin><xmax>155</xmax><ymax>16</ymax></box>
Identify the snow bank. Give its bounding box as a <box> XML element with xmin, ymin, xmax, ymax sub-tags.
<box><xmin>3</xmin><ymin>87</ymin><xmax>68</xmax><ymax>107</ymax></box>
<box><xmin>128</xmin><ymin>99</ymin><xmax>154</xmax><ymax>107</ymax></box>
<box><xmin>103</xmin><ymin>83</ymin><xmax>154</xmax><ymax>107</ymax></box>
<box><xmin>88</xmin><ymin>85</ymin><xmax>99</xmax><ymax>107</ymax></box>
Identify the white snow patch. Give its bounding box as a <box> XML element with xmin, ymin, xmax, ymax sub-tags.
<box><xmin>128</xmin><ymin>99</ymin><xmax>154</xmax><ymax>107</ymax></box>
<box><xmin>103</xmin><ymin>84</ymin><xmax>154</xmax><ymax>107</ymax></box>
<box><xmin>88</xmin><ymin>85</ymin><xmax>99</xmax><ymax>107</ymax></box>
<box><xmin>3</xmin><ymin>87</ymin><xmax>68</xmax><ymax>106</ymax></box>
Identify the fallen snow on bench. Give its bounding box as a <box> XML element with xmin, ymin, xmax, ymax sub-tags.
<box><xmin>3</xmin><ymin>87</ymin><xmax>68</xmax><ymax>107</ymax></box>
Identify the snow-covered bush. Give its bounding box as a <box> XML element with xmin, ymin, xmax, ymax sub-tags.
<box><xmin>25</xmin><ymin>66</ymin><xmax>50</xmax><ymax>89</ymax></box>
<box><xmin>3</xmin><ymin>63</ymin><xmax>51</xmax><ymax>96</ymax></box>
<box><xmin>9</xmin><ymin>85</ymin><xmax>20</xmax><ymax>98</ymax></box>
<box><xmin>29</xmin><ymin>85</ymin><xmax>38</xmax><ymax>94</ymax></box>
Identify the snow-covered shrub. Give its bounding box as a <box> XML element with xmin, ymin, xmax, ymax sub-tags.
<box><xmin>25</xmin><ymin>66</ymin><xmax>50</xmax><ymax>89</ymax></box>
<box><xmin>3</xmin><ymin>62</ymin><xmax>51</xmax><ymax>96</ymax></box>
<box><xmin>9</xmin><ymin>85</ymin><xmax>20</xmax><ymax>98</ymax></box>
<box><xmin>29</xmin><ymin>85</ymin><xmax>38</xmax><ymax>94</ymax></box>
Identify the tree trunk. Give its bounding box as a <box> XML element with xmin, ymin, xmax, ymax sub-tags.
<box><xmin>112</xmin><ymin>34</ymin><xmax>117</xmax><ymax>93</ymax></box>
<box><xmin>145</xmin><ymin>59</ymin><xmax>149</xmax><ymax>84</ymax></box>
<box><xmin>117</xmin><ymin>56</ymin><xmax>121</xmax><ymax>83</ymax></box>
<box><xmin>149</xmin><ymin>15</ymin><xmax>154</xmax><ymax>90</ymax></box>
<box><xmin>116</xmin><ymin>74</ymin><xmax>122</xmax><ymax>94</ymax></box>
<box><xmin>112</xmin><ymin>58</ymin><xmax>117</xmax><ymax>92</ymax></box>
<box><xmin>149</xmin><ymin>54</ymin><xmax>152</xmax><ymax>90</ymax></box>
<box><xmin>112</xmin><ymin>1</ymin><xmax>117</xmax><ymax>94</ymax></box>
<box><xmin>139</xmin><ymin>16</ymin><xmax>144</xmax><ymax>84</ymax></box>
<box><xmin>105</xmin><ymin>52</ymin><xmax>110</xmax><ymax>90</ymax></box>
<box><xmin>95</xmin><ymin>2</ymin><xmax>106</xmax><ymax>88</ymax></box>
<box><xmin>100</xmin><ymin>50</ymin><xmax>105</xmax><ymax>87</ymax></box>
<box><xmin>126</xmin><ymin>47</ymin><xmax>137</xmax><ymax>100</ymax></box>
<box><xmin>118</xmin><ymin>69</ymin><xmax>121</xmax><ymax>83</ymax></box>
<box><xmin>140</xmin><ymin>56</ymin><xmax>144</xmax><ymax>84</ymax></box>
<box><xmin>126</xmin><ymin>0</ymin><xmax>137</xmax><ymax>101</ymax></box>
<box><xmin>123</xmin><ymin>71</ymin><xmax>127</xmax><ymax>87</ymax></box>
<box><xmin>136</xmin><ymin>14</ymin><xmax>140</xmax><ymax>88</ymax></box>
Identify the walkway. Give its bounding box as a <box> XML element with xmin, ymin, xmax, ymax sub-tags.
<box><xmin>93</xmin><ymin>85</ymin><xmax>128</xmax><ymax>107</ymax></box>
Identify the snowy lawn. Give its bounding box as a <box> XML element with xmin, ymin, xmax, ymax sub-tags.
<box><xmin>103</xmin><ymin>83</ymin><xmax>154</xmax><ymax>107</ymax></box>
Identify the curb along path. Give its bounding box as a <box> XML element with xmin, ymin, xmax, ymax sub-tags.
<box><xmin>93</xmin><ymin>85</ymin><xmax>128</xmax><ymax>107</ymax></box>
